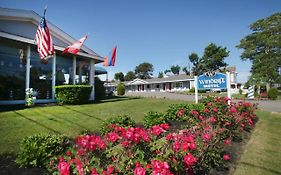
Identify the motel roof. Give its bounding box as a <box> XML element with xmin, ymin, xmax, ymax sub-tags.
<box><xmin>0</xmin><ymin>7</ymin><xmax>104</xmax><ymax>63</ymax></box>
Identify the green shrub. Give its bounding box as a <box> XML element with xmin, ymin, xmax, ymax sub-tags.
<box><xmin>95</xmin><ymin>77</ymin><xmax>106</xmax><ymax>101</ymax></box>
<box><xmin>268</xmin><ymin>88</ymin><xmax>278</xmax><ymax>100</ymax></box>
<box><xmin>16</xmin><ymin>134</ymin><xmax>69</xmax><ymax>168</ymax></box>
<box><xmin>55</xmin><ymin>85</ymin><xmax>92</xmax><ymax>104</ymax></box>
<box><xmin>189</xmin><ymin>87</ymin><xmax>195</xmax><ymax>93</ymax></box>
<box><xmin>99</xmin><ymin>115</ymin><xmax>136</xmax><ymax>135</ymax></box>
<box><xmin>143</xmin><ymin>111</ymin><xmax>167</xmax><ymax>128</ymax></box>
<box><xmin>117</xmin><ymin>83</ymin><xmax>125</xmax><ymax>96</ymax></box>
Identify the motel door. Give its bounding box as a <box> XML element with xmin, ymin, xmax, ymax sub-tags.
<box><xmin>163</xmin><ymin>83</ymin><xmax>165</xmax><ymax>90</ymax></box>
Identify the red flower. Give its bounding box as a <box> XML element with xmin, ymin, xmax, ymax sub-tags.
<box><xmin>151</xmin><ymin>125</ymin><xmax>164</xmax><ymax>136</ymax></box>
<box><xmin>134</xmin><ymin>166</ymin><xmax>146</xmax><ymax>175</ymax></box>
<box><xmin>190</xmin><ymin>110</ymin><xmax>199</xmax><ymax>116</ymax></box>
<box><xmin>75</xmin><ymin>159</ymin><xmax>84</xmax><ymax>175</ymax></box>
<box><xmin>209</xmin><ymin>117</ymin><xmax>217</xmax><ymax>123</ymax></box>
<box><xmin>173</xmin><ymin>141</ymin><xmax>181</xmax><ymax>152</ymax></box>
<box><xmin>121</xmin><ymin>141</ymin><xmax>130</xmax><ymax>147</ymax></box>
<box><xmin>106</xmin><ymin>132</ymin><xmax>119</xmax><ymax>143</ymax></box>
<box><xmin>203</xmin><ymin>108</ymin><xmax>210</xmax><ymax>113</ymax></box>
<box><xmin>224</xmin><ymin>138</ymin><xmax>231</xmax><ymax>145</ymax></box>
<box><xmin>58</xmin><ymin>160</ymin><xmax>70</xmax><ymax>175</ymax></box>
<box><xmin>183</xmin><ymin>153</ymin><xmax>197</xmax><ymax>167</ymax></box>
<box><xmin>202</xmin><ymin>133</ymin><xmax>211</xmax><ymax>142</ymax></box>
<box><xmin>212</xmin><ymin>108</ymin><xmax>218</xmax><ymax>113</ymax></box>
<box><xmin>107</xmin><ymin>166</ymin><xmax>114</xmax><ymax>174</ymax></box>
<box><xmin>66</xmin><ymin>150</ymin><xmax>72</xmax><ymax>156</ymax></box>
<box><xmin>189</xmin><ymin>142</ymin><xmax>197</xmax><ymax>150</ymax></box>
<box><xmin>229</xmin><ymin>107</ymin><xmax>237</xmax><ymax>114</ymax></box>
<box><xmin>177</xmin><ymin>109</ymin><xmax>185</xmax><ymax>117</ymax></box>
<box><xmin>91</xmin><ymin>168</ymin><xmax>99</xmax><ymax>175</ymax></box>
<box><xmin>165</xmin><ymin>133</ymin><xmax>174</xmax><ymax>141</ymax></box>
<box><xmin>223</xmin><ymin>154</ymin><xmax>231</xmax><ymax>161</ymax></box>
<box><xmin>160</xmin><ymin>123</ymin><xmax>170</xmax><ymax>130</ymax></box>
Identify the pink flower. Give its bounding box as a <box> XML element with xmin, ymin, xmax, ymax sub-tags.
<box><xmin>121</xmin><ymin>140</ymin><xmax>130</xmax><ymax>147</ymax></box>
<box><xmin>58</xmin><ymin>160</ymin><xmax>70</xmax><ymax>175</ymax></box>
<box><xmin>183</xmin><ymin>153</ymin><xmax>197</xmax><ymax>167</ymax></box>
<box><xmin>107</xmin><ymin>166</ymin><xmax>114</xmax><ymax>174</ymax></box>
<box><xmin>212</xmin><ymin>108</ymin><xmax>218</xmax><ymax>113</ymax></box>
<box><xmin>91</xmin><ymin>168</ymin><xmax>99</xmax><ymax>175</ymax></box>
<box><xmin>106</xmin><ymin>132</ymin><xmax>119</xmax><ymax>142</ymax></box>
<box><xmin>209</xmin><ymin>117</ymin><xmax>217</xmax><ymax>123</ymax></box>
<box><xmin>225</xmin><ymin>122</ymin><xmax>231</xmax><ymax>126</ymax></box>
<box><xmin>203</xmin><ymin>108</ymin><xmax>210</xmax><ymax>113</ymax></box>
<box><xmin>177</xmin><ymin>109</ymin><xmax>185</xmax><ymax>117</ymax></box>
<box><xmin>165</xmin><ymin>133</ymin><xmax>174</xmax><ymax>141</ymax></box>
<box><xmin>160</xmin><ymin>123</ymin><xmax>170</xmax><ymax>130</ymax></box>
<box><xmin>223</xmin><ymin>154</ymin><xmax>231</xmax><ymax>161</ymax></box>
<box><xmin>75</xmin><ymin>159</ymin><xmax>84</xmax><ymax>175</ymax></box>
<box><xmin>198</xmin><ymin>115</ymin><xmax>204</xmax><ymax>120</ymax></box>
<box><xmin>229</xmin><ymin>107</ymin><xmax>237</xmax><ymax>114</ymax></box>
<box><xmin>173</xmin><ymin>141</ymin><xmax>181</xmax><ymax>152</ymax></box>
<box><xmin>189</xmin><ymin>142</ymin><xmax>197</xmax><ymax>150</ymax></box>
<box><xmin>151</xmin><ymin>125</ymin><xmax>164</xmax><ymax>136</ymax></box>
<box><xmin>134</xmin><ymin>166</ymin><xmax>146</xmax><ymax>175</ymax></box>
<box><xmin>224</xmin><ymin>139</ymin><xmax>231</xmax><ymax>145</ymax></box>
<box><xmin>202</xmin><ymin>133</ymin><xmax>211</xmax><ymax>142</ymax></box>
<box><xmin>190</xmin><ymin>110</ymin><xmax>199</xmax><ymax>116</ymax></box>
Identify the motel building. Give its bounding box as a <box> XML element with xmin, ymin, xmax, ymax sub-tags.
<box><xmin>0</xmin><ymin>8</ymin><xmax>106</xmax><ymax>105</ymax></box>
<box><xmin>105</xmin><ymin>69</ymin><xmax>240</xmax><ymax>94</ymax></box>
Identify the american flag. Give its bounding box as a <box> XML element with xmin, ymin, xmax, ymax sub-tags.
<box><xmin>35</xmin><ymin>9</ymin><xmax>54</xmax><ymax>61</ymax></box>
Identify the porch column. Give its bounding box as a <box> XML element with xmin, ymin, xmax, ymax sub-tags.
<box><xmin>52</xmin><ymin>52</ymin><xmax>56</xmax><ymax>100</ymax></box>
<box><xmin>89</xmin><ymin>59</ymin><xmax>95</xmax><ymax>101</ymax></box>
<box><xmin>25</xmin><ymin>45</ymin><xmax>31</xmax><ymax>90</ymax></box>
<box><xmin>72</xmin><ymin>56</ymin><xmax>76</xmax><ymax>84</ymax></box>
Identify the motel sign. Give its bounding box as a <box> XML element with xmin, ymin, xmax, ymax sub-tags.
<box><xmin>197</xmin><ymin>72</ymin><xmax>227</xmax><ymax>90</ymax></box>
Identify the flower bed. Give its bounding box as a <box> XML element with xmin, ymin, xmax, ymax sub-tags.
<box><xmin>45</xmin><ymin>96</ymin><xmax>257</xmax><ymax>175</ymax></box>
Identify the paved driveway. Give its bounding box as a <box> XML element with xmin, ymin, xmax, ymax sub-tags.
<box><xmin>126</xmin><ymin>91</ymin><xmax>281</xmax><ymax>113</ymax></box>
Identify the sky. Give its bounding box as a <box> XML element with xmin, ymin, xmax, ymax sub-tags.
<box><xmin>1</xmin><ymin>0</ymin><xmax>281</xmax><ymax>82</ymax></box>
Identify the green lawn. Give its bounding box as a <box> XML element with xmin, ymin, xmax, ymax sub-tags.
<box><xmin>233</xmin><ymin>110</ymin><xmax>281</xmax><ymax>175</ymax></box>
<box><xmin>0</xmin><ymin>97</ymin><xmax>184</xmax><ymax>154</ymax></box>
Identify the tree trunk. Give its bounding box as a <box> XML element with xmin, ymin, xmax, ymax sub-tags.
<box><xmin>257</xmin><ymin>85</ymin><xmax>260</xmax><ymax>94</ymax></box>
<box><xmin>266</xmin><ymin>82</ymin><xmax>271</xmax><ymax>92</ymax></box>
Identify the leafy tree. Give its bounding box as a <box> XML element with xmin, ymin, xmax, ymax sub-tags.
<box><xmin>114</xmin><ymin>72</ymin><xmax>124</xmax><ymax>81</ymax></box>
<box><xmin>189</xmin><ymin>44</ymin><xmax>229</xmax><ymax>75</ymax></box>
<box><xmin>164</xmin><ymin>69</ymin><xmax>171</xmax><ymax>75</ymax></box>
<box><xmin>237</xmin><ymin>13</ymin><xmax>281</xmax><ymax>91</ymax></box>
<box><xmin>135</xmin><ymin>62</ymin><xmax>154</xmax><ymax>79</ymax></box>
<box><xmin>170</xmin><ymin>65</ymin><xmax>181</xmax><ymax>75</ymax></box>
<box><xmin>182</xmin><ymin>67</ymin><xmax>190</xmax><ymax>75</ymax></box>
<box><xmin>158</xmin><ymin>72</ymin><xmax>164</xmax><ymax>78</ymax></box>
<box><xmin>124</xmin><ymin>71</ymin><xmax>136</xmax><ymax>81</ymax></box>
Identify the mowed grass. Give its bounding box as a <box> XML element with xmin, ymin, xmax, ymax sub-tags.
<box><xmin>0</xmin><ymin>97</ymin><xmax>184</xmax><ymax>154</ymax></box>
<box><xmin>233</xmin><ymin>110</ymin><xmax>281</xmax><ymax>175</ymax></box>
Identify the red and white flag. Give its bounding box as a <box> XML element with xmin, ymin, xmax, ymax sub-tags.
<box><xmin>35</xmin><ymin>9</ymin><xmax>54</xmax><ymax>61</ymax></box>
<box><xmin>62</xmin><ymin>35</ymin><xmax>88</xmax><ymax>55</ymax></box>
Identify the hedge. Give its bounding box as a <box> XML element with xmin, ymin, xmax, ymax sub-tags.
<box><xmin>55</xmin><ymin>85</ymin><xmax>92</xmax><ymax>104</ymax></box>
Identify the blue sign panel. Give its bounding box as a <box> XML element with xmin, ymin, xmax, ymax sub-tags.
<box><xmin>197</xmin><ymin>72</ymin><xmax>227</xmax><ymax>89</ymax></box>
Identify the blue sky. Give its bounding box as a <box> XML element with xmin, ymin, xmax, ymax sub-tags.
<box><xmin>1</xmin><ymin>0</ymin><xmax>281</xmax><ymax>82</ymax></box>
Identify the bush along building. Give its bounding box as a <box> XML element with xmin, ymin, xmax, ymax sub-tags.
<box><xmin>0</xmin><ymin>8</ymin><xmax>106</xmax><ymax>105</ymax></box>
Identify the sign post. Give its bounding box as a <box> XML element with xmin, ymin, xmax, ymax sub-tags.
<box><xmin>195</xmin><ymin>76</ymin><xmax>198</xmax><ymax>104</ymax></box>
<box><xmin>195</xmin><ymin>72</ymin><xmax>230</xmax><ymax>104</ymax></box>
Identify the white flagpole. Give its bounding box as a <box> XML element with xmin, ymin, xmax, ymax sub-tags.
<box><xmin>195</xmin><ymin>76</ymin><xmax>198</xmax><ymax>104</ymax></box>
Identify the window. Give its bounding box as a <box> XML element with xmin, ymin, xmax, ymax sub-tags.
<box><xmin>175</xmin><ymin>82</ymin><xmax>183</xmax><ymax>88</ymax></box>
<box><xmin>147</xmin><ymin>84</ymin><xmax>150</xmax><ymax>89</ymax></box>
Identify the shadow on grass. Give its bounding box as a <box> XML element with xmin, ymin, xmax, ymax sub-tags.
<box><xmin>61</xmin><ymin>106</ymin><xmax>105</xmax><ymax>122</ymax></box>
<box><xmin>95</xmin><ymin>96</ymin><xmax>141</xmax><ymax>104</ymax></box>
<box><xmin>14</xmin><ymin>111</ymin><xmax>61</xmax><ymax>134</ymax></box>
<box><xmin>0</xmin><ymin>104</ymin><xmax>26</xmax><ymax>112</ymax></box>
<box><xmin>239</xmin><ymin>162</ymin><xmax>281</xmax><ymax>175</ymax></box>
<box><xmin>0</xmin><ymin>153</ymin><xmax>47</xmax><ymax>175</ymax></box>
<box><xmin>37</xmin><ymin>108</ymin><xmax>91</xmax><ymax>131</ymax></box>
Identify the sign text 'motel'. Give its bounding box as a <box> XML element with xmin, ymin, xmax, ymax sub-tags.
<box><xmin>197</xmin><ymin>72</ymin><xmax>227</xmax><ymax>90</ymax></box>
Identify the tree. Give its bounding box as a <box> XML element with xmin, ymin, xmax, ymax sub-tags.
<box><xmin>164</xmin><ymin>69</ymin><xmax>171</xmax><ymax>75</ymax></box>
<box><xmin>124</xmin><ymin>71</ymin><xmax>136</xmax><ymax>81</ymax></box>
<box><xmin>237</xmin><ymin>13</ymin><xmax>281</xmax><ymax>91</ymax></box>
<box><xmin>135</xmin><ymin>62</ymin><xmax>154</xmax><ymax>79</ymax></box>
<box><xmin>170</xmin><ymin>65</ymin><xmax>181</xmax><ymax>75</ymax></box>
<box><xmin>114</xmin><ymin>72</ymin><xmax>124</xmax><ymax>81</ymax></box>
<box><xmin>182</xmin><ymin>67</ymin><xmax>190</xmax><ymax>75</ymax></box>
<box><xmin>189</xmin><ymin>43</ymin><xmax>229</xmax><ymax>75</ymax></box>
<box><xmin>158</xmin><ymin>72</ymin><xmax>164</xmax><ymax>78</ymax></box>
